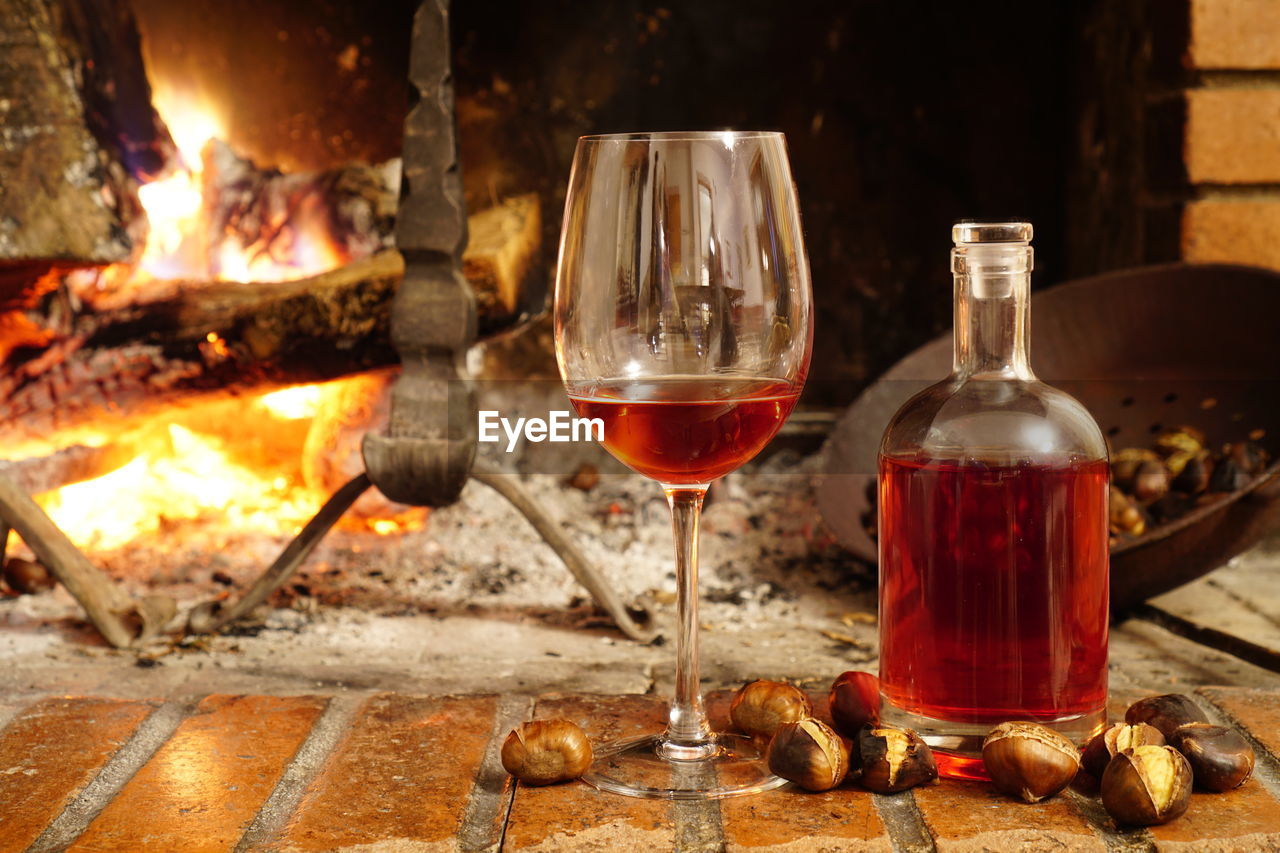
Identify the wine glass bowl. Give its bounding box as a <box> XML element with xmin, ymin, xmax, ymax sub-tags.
<box><xmin>555</xmin><ymin>131</ymin><xmax>812</xmax><ymax>799</ymax></box>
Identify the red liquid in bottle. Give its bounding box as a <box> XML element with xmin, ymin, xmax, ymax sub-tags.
<box><xmin>568</xmin><ymin>377</ymin><xmax>800</xmax><ymax>483</ymax></box>
<box><xmin>878</xmin><ymin>455</ymin><xmax>1109</xmax><ymax>733</ymax></box>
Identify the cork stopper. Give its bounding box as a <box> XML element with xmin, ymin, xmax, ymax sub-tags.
<box><xmin>952</xmin><ymin>221</ymin><xmax>1033</xmax><ymax>246</ymax></box>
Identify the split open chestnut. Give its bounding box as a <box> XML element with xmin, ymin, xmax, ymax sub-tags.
<box><xmin>1169</xmin><ymin>722</ymin><xmax>1255</xmax><ymax>792</ymax></box>
<box><xmin>1082</xmin><ymin>722</ymin><xmax>1165</xmax><ymax>779</ymax></box>
<box><xmin>858</xmin><ymin>725</ymin><xmax>937</xmax><ymax>793</ymax></box>
<box><xmin>982</xmin><ymin>722</ymin><xmax>1081</xmax><ymax>803</ymax></box>
<box><xmin>1100</xmin><ymin>745</ymin><xmax>1193</xmax><ymax>826</ymax></box>
<box><xmin>767</xmin><ymin>718</ymin><xmax>850</xmax><ymax>792</ymax></box>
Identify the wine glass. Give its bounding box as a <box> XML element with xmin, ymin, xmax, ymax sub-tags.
<box><xmin>554</xmin><ymin>131</ymin><xmax>813</xmax><ymax>799</ymax></box>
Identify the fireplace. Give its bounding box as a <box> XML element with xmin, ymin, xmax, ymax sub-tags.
<box><xmin>0</xmin><ymin>0</ymin><xmax>572</xmax><ymax>646</ymax></box>
<box><xmin>0</xmin><ymin>0</ymin><xmax>1275</xmax><ymax>651</ymax></box>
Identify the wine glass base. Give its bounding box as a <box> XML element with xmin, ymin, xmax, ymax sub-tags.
<box><xmin>582</xmin><ymin>732</ymin><xmax>787</xmax><ymax>800</ymax></box>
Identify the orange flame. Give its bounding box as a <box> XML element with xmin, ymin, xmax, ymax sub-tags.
<box><xmin>36</xmin><ymin>423</ymin><xmax>322</xmax><ymax>551</ymax></box>
<box><xmin>13</xmin><ymin>376</ymin><xmax>423</xmax><ymax>553</ymax></box>
<box><xmin>122</xmin><ymin>93</ymin><xmax>346</xmax><ymax>286</ymax></box>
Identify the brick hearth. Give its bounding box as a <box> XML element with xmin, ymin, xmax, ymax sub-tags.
<box><xmin>2</xmin><ymin>687</ymin><xmax>1279</xmax><ymax>851</ymax></box>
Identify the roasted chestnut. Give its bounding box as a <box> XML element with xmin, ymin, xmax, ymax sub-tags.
<box><xmin>1109</xmin><ymin>487</ymin><xmax>1147</xmax><ymax>536</ymax></box>
<box><xmin>982</xmin><ymin>722</ymin><xmax>1081</xmax><ymax>803</ymax></box>
<box><xmin>501</xmin><ymin>719</ymin><xmax>593</xmax><ymax>786</ymax></box>
<box><xmin>1209</xmin><ymin>457</ymin><xmax>1251</xmax><ymax>493</ymax></box>
<box><xmin>858</xmin><ymin>725</ymin><xmax>937</xmax><ymax>793</ymax></box>
<box><xmin>1125</xmin><ymin>694</ymin><xmax>1209</xmax><ymax>739</ymax></box>
<box><xmin>1154</xmin><ymin>427</ymin><xmax>1206</xmax><ymax>458</ymax></box>
<box><xmin>829</xmin><ymin>671</ymin><xmax>880</xmax><ymax>738</ymax></box>
<box><xmin>1082</xmin><ymin>723</ymin><xmax>1165</xmax><ymax>779</ymax></box>
<box><xmin>1112</xmin><ymin>448</ymin><xmax>1170</xmax><ymax>503</ymax></box>
<box><xmin>1171</xmin><ymin>449</ymin><xmax>1213</xmax><ymax>495</ymax></box>
<box><xmin>1133</xmin><ymin>459</ymin><xmax>1172</xmax><ymax>502</ymax></box>
<box><xmin>767</xmin><ymin>718</ymin><xmax>850</xmax><ymax>792</ymax></box>
<box><xmin>1100</xmin><ymin>745</ymin><xmax>1192</xmax><ymax>826</ymax></box>
<box><xmin>2</xmin><ymin>558</ymin><xmax>56</xmax><ymax>594</ymax></box>
<box><xmin>1169</xmin><ymin>722</ymin><xmax>1255</xmax><ymax>792</ymax></box>
<box><xmin>729</xmin><ymin>680</ymin><xmax>813</xmax><ymax>739</ymax></box>
<box><xmin>1228</xmin><ymin>441</ymin><xmax>1269</xmax><ymax>476</ymax></box>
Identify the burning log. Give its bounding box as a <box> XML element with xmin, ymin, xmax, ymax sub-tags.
<box><xmin>0</xmin><ymin>442</ymin><xmax>138</xmax><ymax>495</ymax></box>
<box><xmin>0</xmin><ymin>195</ymin><xmax>541</xmax><ymax>443</ymax></box>
<box><xmin>463</xmin><ymin>193</ymin><xmax>542</xmax><ymax>327</ymax></box>
<box><xmin>0</xmin><ymin>0</ymin><xmax>169</xmax><ymax>266</ymax></box>
<box><xmin>201</xmin><ymin>140</ymin><xmax>399</xmax><ymax>281</ymax></box>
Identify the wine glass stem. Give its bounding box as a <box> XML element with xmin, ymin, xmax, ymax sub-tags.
<box><xmin>661</xmin><ymin>485</ymin><xmax>714</xmax><ymax>758</ymax></box>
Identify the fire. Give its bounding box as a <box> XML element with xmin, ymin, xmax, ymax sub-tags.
<box><xmin>8</xmin><ymin>88</ymin><xmax>413</xmax><ymax>556</ymax></box>
<box><xmin>259</xmin><ymin>385</ymin><xmax>327</xmax><ymax>419</ymax></box>
<box><xmin>120</xmin><ymin>91</ymin><xmax>346</xmax><ymax>286</ymax></box>
<box><xmin>36</xmin><ymin>424</ymin><xmax>322</xmax><ymax>552</ymax></box>
<box><xmin>16</xmin><ymin>375</ymin><xmax>423</xmax><ymax>553</ymax></box>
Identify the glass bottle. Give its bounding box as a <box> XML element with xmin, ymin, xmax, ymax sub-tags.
<box><xmin>877</xmin><ymin>221</ymin><xmax>1109</xmax><ymax>780</ymax></box>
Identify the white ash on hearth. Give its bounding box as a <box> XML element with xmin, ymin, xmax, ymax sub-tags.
<box><xmin>0</xmin><ymin>445</ymin><xmax>872</xmax><ymax>649</ymax></box>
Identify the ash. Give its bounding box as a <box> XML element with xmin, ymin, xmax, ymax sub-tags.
<box><xmin>0</xmin><ymin>437</ymin><xmax>881</xmax><ymax>696</ymax></box>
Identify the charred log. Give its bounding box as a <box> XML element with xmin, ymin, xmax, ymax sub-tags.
<box><xmin>0</xmin><ymin>0</ymin><xmax>161</xmax><ymax>265</ymax></box>
<box><xmin>50</xmin><ymin>0</ymin><xmax>176</xmax><ymax>181</ymax></box>
<box><xmin>0</xmin><ymin>196</ymin><xmax>541</xmax><ymax>443</ymax></box>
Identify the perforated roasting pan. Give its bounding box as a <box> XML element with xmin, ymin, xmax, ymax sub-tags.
<box><xmin>817</xmin><ymin>263</ymin><xmax>1280</xmax><ymax>612</ymax></box>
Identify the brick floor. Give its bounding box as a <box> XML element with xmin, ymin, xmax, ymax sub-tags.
<box><xmin>0</xmin><ymin>697</ymin><xmax>156</xmax><ymax>853</ymax></box>
<box><xmin>0</xmin><ymin>688</ymin><xmax>1277</xmax><ymax>851</ymax></box>
<box><xmin>271</xmin><ymin>694</ymin><xmax>501</xmax><ymax>851</ymax></box>
<box><xmin>68</xmin><ymin>695</ymin><xmax>327</xmax><ymax>853</ymax></box>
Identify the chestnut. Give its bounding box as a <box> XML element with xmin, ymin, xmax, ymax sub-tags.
<box><xmin>1170</xmin><ymin>449</ymin><xmax>1213</xmax><ymax>495</ymax></box>
<box><xmin>729</xmin><ymin>680</ymin><xmax>813</xmax><ymax>739</ymax></box>
<box><xmin>1169</xmin><ymin>722</ymin><xmax>1255</xmax><ymax>792</ymax></box>
<box><xmin>1133</xmin><ymin>458</ymin><xmax>1172</xmax><ymax>503</ymax></box>
<box><xmin>501</xmin><ymin>719</ymin><xmax>593</xmax><ymax>786</ymax></box>
<box><xmin>1125</xmin><ymin>694</ymin><xmax>1208</xmax><ymax>739</ymax></box>
<box><xmin>1228</xmin><ymin>441</ymin><xmax>1269</xmax><ymax>476</ymax></box>
<box><xmin>1112</xmin><ymin>447</ymin><xmax>1157</xmax><ymax>484</ymax></box>
<box><xmin>982</xmin><ymin>722</ymin><xmax>1080</xmax><ymax>803</ymax></box>
<box><xmin>1154</xmin><ymin>426</ymin><xmax>1206</xmax><ymax>458</ymax></box>
<box><xmin>858</xmin><ymin>725</ymin><xmax>937</xmax><ymax>793</ymax></box>
<box><xmin>1109</xmin><ymin>487</ymin><xmax>1147</xmax><ymax>537</ymax></box>
<box><xmin>1082</xmin><ymin>723</ymin><xmax>1165</xmax><ymax>779</ymax></box>
<box><xmin>767</xmin><ymin>718</ymin><xmax>850</xmax><ymax>792</ymax></box>
<box><xmin>1100</xmin><ymin>745</ymin><xmax>1192</xmax><ymax>826</ymax></box>
<box><xmin>2</xmin><ymin>558</ymin><xmax>56</xmax><ymax>594</ymax></box>
<box><xmin>828</xmin><ymin>671</ymin><xmax>880</xmax><ymax>738</ymax></box>
<box><xmin>1209</xmin><ymin>457</ymin><xmax>1251</xmax><ymax>493</ymax></box>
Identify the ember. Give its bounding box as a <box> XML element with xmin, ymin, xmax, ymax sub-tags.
<box><xmin>10</xmin><ymin>374</ymin><xmax>424</xmax><ymax>553</ymax></box>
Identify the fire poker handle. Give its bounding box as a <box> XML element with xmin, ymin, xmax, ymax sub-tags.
<box><xmin>362</xmin><ymin>0</ymin><xmax>477</xmax><ymax>507</ymax></box>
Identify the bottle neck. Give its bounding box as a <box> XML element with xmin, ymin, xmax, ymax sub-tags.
<box><xmin>951</xmin><ymin>244</ymin><xmax>1033</xmax><ymax>380</ymax></box>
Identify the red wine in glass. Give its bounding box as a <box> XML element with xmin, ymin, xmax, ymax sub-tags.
<box><xmin>555</xmin><ymin>131</ymin><xmax>812</xmax><ymax>799</ymax></box>
<box><xmin>568</xmin><ymin>377</ymin><xmax>801</xmax><ymax>484</ymax></box>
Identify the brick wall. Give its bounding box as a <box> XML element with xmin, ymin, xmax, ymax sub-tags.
<box><xmin>1181</xmin><ymin>0</ymin><xmax>1280</xmax><ymax>268</ymax></box>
